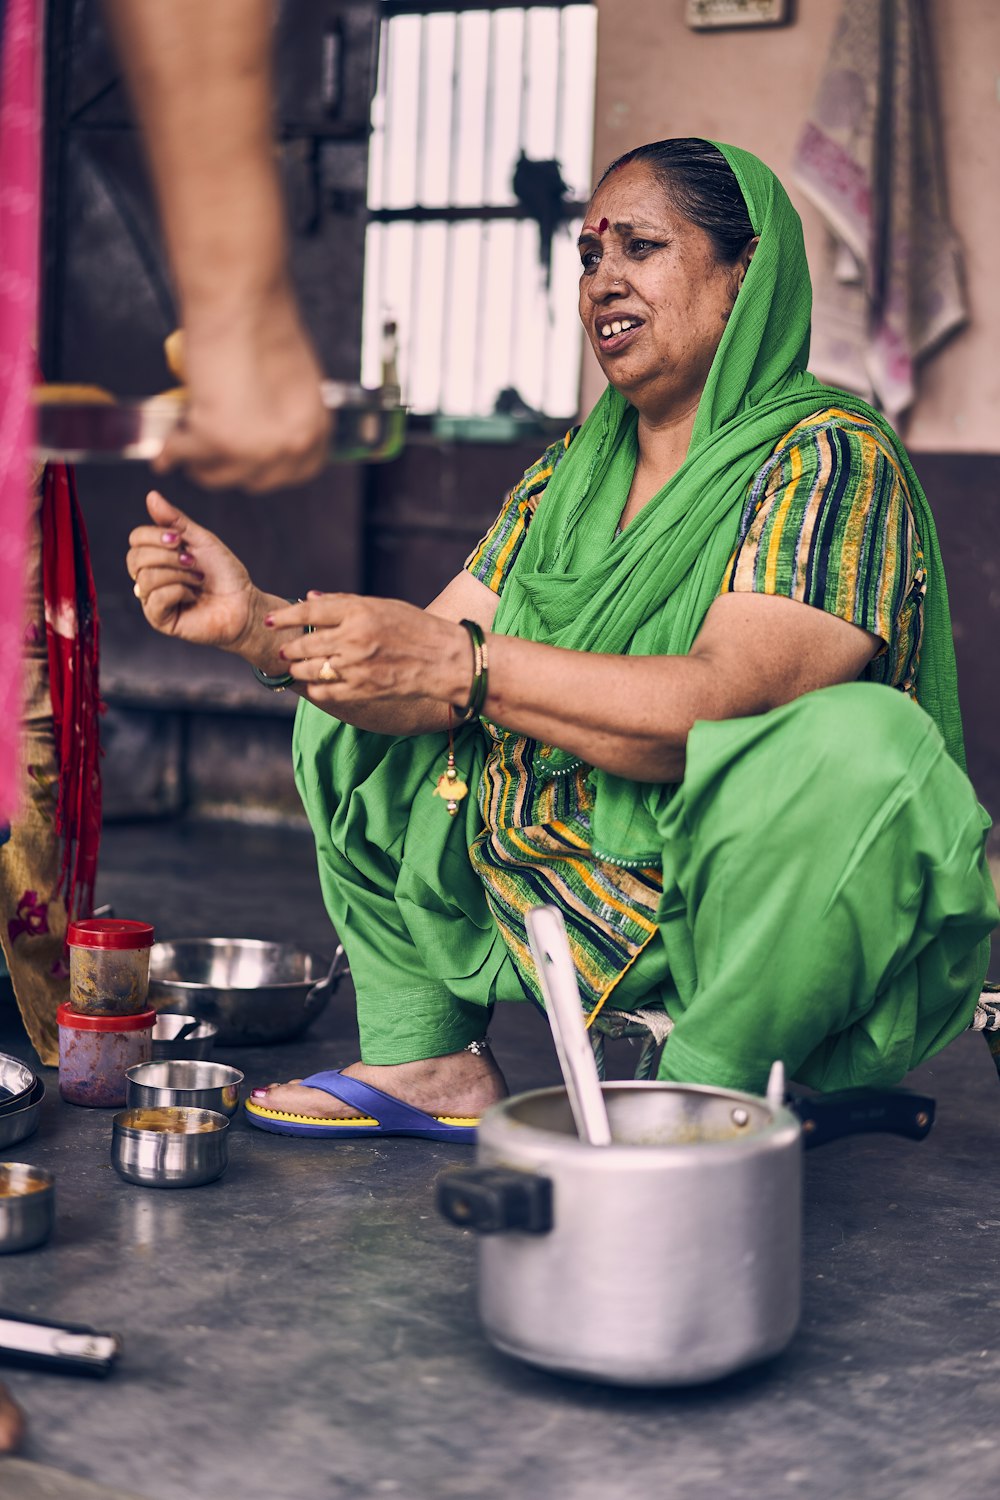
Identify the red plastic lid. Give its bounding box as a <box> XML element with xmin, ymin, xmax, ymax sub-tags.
<box><xmin>57</xmin><ymin>1004</ymin><xmax>157</xmax><ymax>1032</ymax></box>
<box><xmin>66</xmin><ymin>919</ymin><xmax>154</xmax><ymax>951</ymax></box>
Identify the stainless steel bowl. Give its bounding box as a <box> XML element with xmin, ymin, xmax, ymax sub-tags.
<box><xmin>152</xmin><ymin>1013</ymin><xmax>218</xmax><ymax>1061</ymax></box>
<box><xmin>148</xmin><ymin>939</ymin><xmax>346</xmax><ymax>1046</ymax></box>
<box><xmin>0</xmin><ymin>1078</ymin><xmax>44</xmax><ymax>1151</ymax></box>
<box><xmin>125</xmin><ymin>1060</ymin><xmax>243</xmax><ymax>1117</ymax></box>
<box><xmin>111</xmin><ymin>1107</ymin><xmax>229</xmax><ymax>1188</ymax></box>
<box><xmin>0</xmin><ymin>1162</ymin><xmax>55</xmax><ymax>1252</ymax></box>
<box><xmin>0</xmin><ymin>1053</ymin><xmax>36</xmax><ymax>1115</ymax></box>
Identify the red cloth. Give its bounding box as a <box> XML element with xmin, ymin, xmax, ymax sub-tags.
<box><xmin>41</xmin><ymin>464</ymin><xmax>103</xmax><ymax>921</ymax></box>
<box><xmin>0</xmin><ymin>0</ymin><xmax>41</xmax><ymax>822</ymax></box>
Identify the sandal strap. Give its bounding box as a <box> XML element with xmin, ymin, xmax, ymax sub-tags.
<box><xmin>299</xmin><ymin>1070</ymin><xmax>453</xmax><ymax>1131</ymax></box>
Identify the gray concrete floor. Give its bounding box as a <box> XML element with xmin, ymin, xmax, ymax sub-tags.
<box><xmin>1</xmin><ymin>819</ymin><xmax>999</xmax><ymax>1500</ymax></box>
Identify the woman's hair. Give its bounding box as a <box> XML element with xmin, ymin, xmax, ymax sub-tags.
<box><xmin>598</xmin><ymin>139</ymin><xmax>755</xmax><ymax>265</ymax></box>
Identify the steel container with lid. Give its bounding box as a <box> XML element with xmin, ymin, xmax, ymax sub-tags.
<box><xmin>67</xmin><ymin>918</ymin><xmax>154</xmax><ymax>1016</ymax></box>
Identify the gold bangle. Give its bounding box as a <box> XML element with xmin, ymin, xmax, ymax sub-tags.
<box><xmin>453</xmin><ymin>619</ymin><xmax>488</xmax><ymax>718</ymax></box>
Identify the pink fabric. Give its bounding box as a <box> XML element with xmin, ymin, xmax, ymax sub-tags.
<box><xmin>42</xmin><ymin>462</ymin><xmax>103</xmax><ymax>920</ymax></box>
<box><xmin>0</xmin><ymin>0</ymin><xmax>41</xmax><ymax>822</ymax></box>
<box><xmin>792</xmin><ymin>0</ymin><xmax>965</xmax><ymax>422</ymax></box>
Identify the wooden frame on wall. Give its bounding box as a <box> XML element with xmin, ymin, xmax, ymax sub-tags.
<box><xmin>685</xmin><ymin>0</ymin><xmax>790</xmax><ymax>29</ymax></box>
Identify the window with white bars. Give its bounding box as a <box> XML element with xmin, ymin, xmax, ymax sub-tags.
<box><xmin>362</xmin><ymin>1</ymin><xmax>597</xmax><ymax>418</ymax></box>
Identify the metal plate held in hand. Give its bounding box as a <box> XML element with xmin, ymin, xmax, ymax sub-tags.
<box><xmin>32</xmin><ymin>382</ymin><xmax>405</xmax><ymax>465</ymax></box>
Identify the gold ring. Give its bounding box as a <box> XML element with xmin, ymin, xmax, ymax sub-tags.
<box><xmin>318</xmin><ymin>658</ymin><xmax>340</xmax><ymax>682</ymax></box>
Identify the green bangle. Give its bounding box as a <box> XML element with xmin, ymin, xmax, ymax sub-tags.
<box><xmin>453</xmin><ymin>619</ymin><xmax>489</xmax><ymax>720</ymax></box>
<box><xmin>252</xmin><ymin>664</ymin><xmax>295</xmax><ymax>691</ymax></box>
<box><xmin>252</xmin><ymin>599</ymin><xmax>315</xmax><ymax>692</ymax></box>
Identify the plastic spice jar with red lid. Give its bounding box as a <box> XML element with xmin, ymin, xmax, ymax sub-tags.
<box><xmin>66</xmin><ymin>919</ymin><xmax>155</xmax><ymax>1017</ymax></box>
<box><xmin>57</xmin><ymin>1003</ymin><xmax>156</xmax><ymax>1108</ymax></box>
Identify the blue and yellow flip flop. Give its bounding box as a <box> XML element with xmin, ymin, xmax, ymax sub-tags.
<box><xmin>244</xmin><ymin>1069</ymin><xmax>478</xmax><ymax>1141</ymax></box>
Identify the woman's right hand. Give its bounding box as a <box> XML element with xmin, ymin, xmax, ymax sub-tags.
<box><xmin>126</xmin><ymin>490</ymin><xmax>258</xmax><ymax>651</ymax></box>
<box><xmin>151</xmin><ymin>294</ymin><xmax>330</xmax><ymax>492</ymax></box>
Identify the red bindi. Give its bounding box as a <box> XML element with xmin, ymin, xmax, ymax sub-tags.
<box><xmin>582</xmin><ymin>218</ymin><xmax>609</xmax><ymax>236</ymax></box>
<box><xmin>598</xmin><ymin>217</ymin><xmax>609</xmax><ymax>233</ymax></box>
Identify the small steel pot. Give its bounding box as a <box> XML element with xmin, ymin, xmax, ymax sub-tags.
<box><xmin>111</xmin><ymin>1106</ymin><xmax>230</xmax><ymax>1188</ymax></box>
<box><xmin>125</xmin><ymin>1060</ymin><xmax>243</xmax><ymax>1117</ymax></box>
<box><xmin>438</xmin><ymin>1080</ymin><xmax>934</xmax><ymax>1387</ymax></box>
<box><xmin>152</xmin><ymin>1013</ymin><xmax>218</xmax><ymax>1061</ymax></box>
<box><xmin>0</xmin><ymin>1163</ymin><xmax>55</xmax><ymax>1252</ymax></box>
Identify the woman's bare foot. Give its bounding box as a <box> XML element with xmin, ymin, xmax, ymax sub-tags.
<box><xmin>249</xmin><ymin>1047</ymin><xmax>507</xmax><ymax>1121</ymax></box>
<box><xmin>0</xmin><ymin>1381</ymin><xmax>26</xmax><ymax>1452</ymax></box>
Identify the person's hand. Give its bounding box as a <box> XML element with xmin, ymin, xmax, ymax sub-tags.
<box><xmin>152</xmin><ymin>286</ymin><xmax>330</xmax><ymax>492</ymax></box>
<box><xmin>0</xmin><ymin>1381</ymin><xmax>26</xmax><ymax>1452</ymax></box>
<box><xmin>126</xmin><ymin>490</ymin><xmax>258</xmax><ymax>649</ymax></box>
<box><xmin>266</xmin><ymin>594</ymin><xmax>474</xmax><ymax>708</ymax></box>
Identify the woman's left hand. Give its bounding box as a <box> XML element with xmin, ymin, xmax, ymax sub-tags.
<box><xmin>267</xmin><ymin>594</ymin><xmax>473</xmax><ymax>707</ymax></box>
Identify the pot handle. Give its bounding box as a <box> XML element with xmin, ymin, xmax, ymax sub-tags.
<box><xmin>306</xmin><ymin>943</ymin><xmax>350</xmax><ymax>1005</ymax></box>
<box><xmin>436</xmin><ymin>1167</ymin><xmax>554</xmax><ymax>1235</ymax></box>
<box><xmin>789</xmin><ymin>1088</ymin><xmax>935</xmax><ymax>1150</ymax></box>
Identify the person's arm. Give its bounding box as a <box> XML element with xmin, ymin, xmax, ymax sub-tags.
<box><xmin>269</xmin><ymin>416</ymin><xmax>895</xmax><ymax>772</ymax></box>
<box><xmin>250</xmin><ymin>571</ymin><xmax>498</xmax><ymax>738</ymax></box>
<box><xmin>128</xmin><ymin>497</ymin><xmax>878</xmax><ymax>777</ymax></box>
<box><xmin>126</xmin><ymin>491</ymin><xmax>497</xmax><ymax>739</ymax></box>
<box><xmin>128</xmin><ymin>492</ymin><xmax>881</xmax><ymax>774</ymax></box>
<box><xmin>486</xmin><ymin>593</ymin><xmax>878</xmax><ymax>778</ymax></box>
<box><xmin>103</xmin><ymin>0</ymin><xmax>329</xmax><ymax>490</ymax></box>
<box><xmin>272</xmin><ymin>589</ymin><xmax>879</xmax><ymax>780</ymax></box>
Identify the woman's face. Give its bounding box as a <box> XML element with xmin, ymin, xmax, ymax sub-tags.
<box><xmin>578</xmin><ymin>159</ymin><xmax>746</xmax><ymax>425</ymax></box>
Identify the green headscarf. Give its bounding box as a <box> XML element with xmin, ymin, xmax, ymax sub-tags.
<box><xmin>295</xmin><ymin>142</ymin><xmax>965</xmax><ymax>895</ymax></box>
<box><xmin>488</xmin><ymin>140</ymin><xmax>965</xmax><ymax>862</ymax></box>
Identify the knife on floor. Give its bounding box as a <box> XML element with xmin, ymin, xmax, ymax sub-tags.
<box><xmin>0</xmin><ymin>1312</ymin><xmax>121</xmax><ymax>1377</ymax></box>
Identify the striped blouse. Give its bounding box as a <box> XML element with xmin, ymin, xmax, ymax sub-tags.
<box><xmin>464</xmin><ymin>407</ymin><xmax>926</xmax><ymax>1011</ymax></box>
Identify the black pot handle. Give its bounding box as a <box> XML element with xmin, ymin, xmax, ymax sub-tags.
<box><xmin>307</xmin><ymin>943</ymin><xmax>350</xmax><ymax>1005</ymax></box>
<box><xmin>788</xmin><ymin>1088</ymin><xmax>935</xmax><ymax>1150</ymax></box>
<box><xmin>436</xmin><ymin>1166</ymin><xmax>554</xmax><ymax>1235</ymax></box>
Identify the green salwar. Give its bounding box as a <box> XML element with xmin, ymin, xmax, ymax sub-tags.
<box><xmin>293</xmin><ymin>682</ymin><xmax>996</xmax><ymax>1095</ymax></box>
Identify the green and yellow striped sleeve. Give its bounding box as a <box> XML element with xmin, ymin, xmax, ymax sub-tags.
<box><xmin>722</xmin><ymin>415</ymin><xmax>924</xmax><ymax>667</ymax></box>
<box><xmin>465</xmin><ymin>428</ymin><xmax>577</xmax><ymax>594</ymax></box>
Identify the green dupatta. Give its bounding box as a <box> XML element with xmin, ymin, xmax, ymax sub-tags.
<box><xmin>488</xmin><ymin>141</ymin><xmax>964</xmax><ymax>861</ymax></box>
<box><xmin>294</xmin><ymin>142</ymin><xmax>965</xmax><ymax>917</ymax></box>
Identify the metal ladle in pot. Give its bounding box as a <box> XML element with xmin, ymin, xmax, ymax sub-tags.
<box><xmin>525</xmin><ymin>906</ymin><xmax>612</xmax><ymax>1147</ymax></box>
<box><xmin>525</xmin><ymin>907</ymin><xmax>791</xmax><ymax>1149</ymax></box>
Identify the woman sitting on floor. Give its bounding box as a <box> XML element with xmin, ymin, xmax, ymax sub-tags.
<box><xmin>127</xmin><ymin>139</ymin><xmax>998</xmax><ymax>1139</ymax></box>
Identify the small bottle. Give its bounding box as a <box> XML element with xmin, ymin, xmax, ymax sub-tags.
<box><xmin>380</xmin><ymin>315</ymin><xmax>400</xmax><ymax>403</ymax></box>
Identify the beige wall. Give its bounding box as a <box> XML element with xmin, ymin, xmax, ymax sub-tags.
<box><xmin>583</xmin><ymin>0</ymin><xmax>1000</xmax><ymax>452</ymax></box>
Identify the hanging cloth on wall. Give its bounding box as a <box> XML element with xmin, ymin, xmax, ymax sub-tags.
<box><xmin>792</xmin><ymin>0</ymin><xmax>965</xmax><ymax>422</ymax></box>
